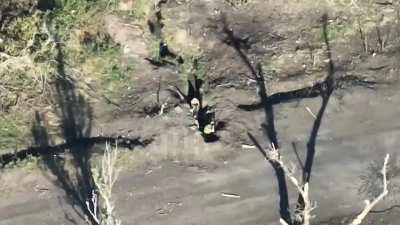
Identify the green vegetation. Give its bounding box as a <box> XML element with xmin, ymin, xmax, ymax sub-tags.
<box><xmin>147</xmin><ymin>36</ymin><xmax>163</xmax><ymax>61</ymax></box>
<box><xmin>49</xmin><ymin>0</ymin><xmax>131</xmax><ymax>100</ymax></box>
<box><xmin>0</xmin><ymin>118</ymin><xmax>26</xmax><ymax>151</ymax></box>
<box><xmin>102</xmin><ymin>57</ymin><xmax>133</xmax><ymax>100</ymax></box>
<box><xmin>178</xmin><ymin>53</ymin><xmax>209</xmax><ymax>94</ymax></box>
<box><xmin>0</xmin><ymin>0</ymin><xmax>131</xmax><ymax>152</ymax></box>
<box><xmin>3</xmin><ymin>13</ymin><xmax>42</xmax><ymax>55</ymax></box>
<box><xmin>130</xmin><ymin>0</ymin><xmax>152</xmax><ymax>20</ymax></box>
<box><xmin>179</xmin><ymin>54</ymin><xmax>207</xmax><ymax>81</ymax></box>
<box><xmin>49</xmin><ymin>0</ymin><xmax>116</xmax><ymax>39</ymax></box>
<box><xmin>324</xmin><ymin>18</ymin><xmax>353</xmax><ymax>43</ymax></box>
<box><xmin>322</xmin><ymin>0</ymin><xmax>399</xmax><ymax>52</ymax></box>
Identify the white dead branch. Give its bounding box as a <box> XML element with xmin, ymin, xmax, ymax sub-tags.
<box><xmin>221</xmin><ymin>193</ymin><xmax>241</xmax><ymax>199</ymax></box>
<box><xmin>242</xmin><ymin>144</ymin><xmax>256</xmax><ymax>150</ymax></box>
<box><xmin>263</xmin><ymin>144</ymin><xmax>316</xmax><ymax>225</ymax></box>
<box><xmin>89</xmin><ymin>143</ymin><xmax>122</xmax><ymax>225</ymax></box>
<box><xmin>273</xmin><ymin>144</ymin><xmax>390</xmax><ymax>225</ymax></box>
<box><xmin>86</xmin><ymin>191</ymin><xmax>101</xmax><ymax>225</ymax></box>
<box><xmin>348</xmin><ymin>154</ymin><xmax>390</xmax><ymax>225</ymax></box>
<box><xmin>305</xmin><ymin>107</ymin><xmax>316</xmax><ymax>119</ymax></box>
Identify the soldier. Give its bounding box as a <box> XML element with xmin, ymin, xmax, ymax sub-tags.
<box><xmin>190</xmin><ymin>98</ymin><xmax>200</xmax><ymax>119</ymax></box>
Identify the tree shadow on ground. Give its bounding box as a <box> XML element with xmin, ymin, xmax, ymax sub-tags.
<box><xmin>222</xmin><ymin>13</ymin><xmax>336</xmax><ymax>225</ymax></box>
<box><xmin>302</xmin><ymin>13</ymin><xmax>335</xmax><ymax>184</ymax></box>
<box><xmin>292</xmin><ymin>14</ymin><xmax>336</xmax><ymax>224</ymax></box>
<box><xmin>220</xmin><ymin>15</ymin><xmax>292</xmax><ymax>224</ymax></box>
<box><xmin>31</xmin><ymin>31</ymin><xmax>98</xmax><ymax>224</ymax></box>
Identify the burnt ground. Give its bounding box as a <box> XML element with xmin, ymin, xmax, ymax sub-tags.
<box><xmin>1</xmin><ymin>0</ymin><xmax>400</xmax><ymax>224</ymax></box>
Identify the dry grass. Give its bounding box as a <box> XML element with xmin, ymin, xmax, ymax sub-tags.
<box><xmin>89</xmin><ymin>143</ymin><xmax>122</xmax><ymax>225</ymax></box>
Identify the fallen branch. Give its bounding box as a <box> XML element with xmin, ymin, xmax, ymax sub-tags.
<box><xmin>221</xmin><ymin>193</ymin><xmax>241</xmax><ymax>199</ymax></box>
<box><xmin>305</xmin><ymin>107</ymin><xmax>317</xmax><ymax>119</ymax></box>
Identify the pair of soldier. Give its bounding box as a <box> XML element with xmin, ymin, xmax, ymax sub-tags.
<box><xmin>170</xmin><ymin>67</ymin><xmax>215</xmax><ymax>136</ymax></box>
<box><xmin>155</xmin><ymin>42</ymin><xmax>216</xmax><ymax>137</ymax></box>
<box><xmin>187</xmin><ymin>75</ymin><xmax>215</xmax><ymax>136</ymax></box>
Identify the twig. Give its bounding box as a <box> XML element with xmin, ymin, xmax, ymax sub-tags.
<box><xmin>168</xmin><ymin>85</ymin><xmax>186</xmax><ymax>102</ymax></box>
<box><xmin>305</xmin><ymin>107</ymin><xmax>317</xmax><ymax>119</ymax></box>
<box><xmin>158</xmin><ymin>102</ymin><xmax>168</xmax><ymax>116</ymax></box>
<box><xmin>86</xmin><ymin>191</ymin><xmax>100</xmax><ymax>225</ymax></box>
<box><xmin>221</xmin><ymin>193</ymin><xmax>241</xmax><ymax>199</ymax></box>
<box><xmin>242</xmin><ymin>144</ymin><xmax>256</xmax><ymax>150</ymax></box>
<box><xmin>102</xmin><ymin>95</ymin><xmax>122</xmax><ymax>110</ymax></box>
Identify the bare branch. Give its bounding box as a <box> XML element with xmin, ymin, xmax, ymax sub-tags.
<box><xmin>348</xmin><ymin>154</ymin><xmax>390</xmax><ymax>225</ymax></box>
<box><xmin>266</xmin><ymin>144</ymin><xmax>316</xmax><ymax>225</ymax></box>
<box><xmin>280</xmin><ymin>218</ymin><xmax>290</xmax><ymax>225</ymax></box>
<box><xmin>86</xmin><ymin>191</ymin><xmax>101</xmax><ymax>224</ymax></box>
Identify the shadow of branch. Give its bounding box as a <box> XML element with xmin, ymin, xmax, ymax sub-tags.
<box><xmin>294</xmin><ymin>14</ymin><xmax>336</xmax><ymax>224</ymax></box>
<box><xmin>31</xmin><ymin>28</ymin><xmax>98</xmax><ymax>224</ymax></box>
<box><xmin>220</xmin><ymin>16</ymin><xmax>292</xmax><ymax>224</ymax></box>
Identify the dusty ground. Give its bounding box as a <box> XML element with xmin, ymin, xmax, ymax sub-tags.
<box><xmin>1</xmin><ymin>0</ymin><xmax>400</xmax><ymax>224</ymax></box>
<box><xmin>1</xmin><ymin>83</ymin><xmax>400</xmax><ymax>225</ymax></box>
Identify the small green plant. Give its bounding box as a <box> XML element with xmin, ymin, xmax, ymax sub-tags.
<box><xmin>49</xmin><ymin>1</ymin><xmax>130</xmax><ymax>104</ymax></box>
<box><xmin>99</xmin><ymin>47</ymin><xmax>132</xmax><ymax>100</ymax></box>
<box><xmin>323</xmin><ymin>18</ymin><xmax>353</xmax><ymax>43</ymax></box>
<box><xmin>179</xmin><ymin>54</ymin><xmax>206</xmax><ymax>81</ymax></box>
<box><xmin>50</xmin><ymin>0</ymin><xmax>91</xmax><ymax>38</ymax></box>
<box><xmin>147</xmin><ymin>37</ymin><xmax>163</xmax><ymax>61</ymax></box>
<box><xmin>0</xmin><ymin>118</ymin><xmax>25</xmax><ymax>151</ymax></box>
<box><xmin>48</xmin><ymin>0</ymin><xmax>119</xmax><ymax>41</ymax></box>
<box><xmin>131</xmin><ymin>0</ymin><xmax>152</xmax><ymax>20</ymax></box>
<box><xmin>1</xmin><ymin>12</ymin><xmax>45</xmax><ymax>56</ymax></box>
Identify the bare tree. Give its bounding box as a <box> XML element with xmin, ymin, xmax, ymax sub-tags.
<box><xmin>263</xmin><ymin>142</ymin><xmax>390</xmax><ymax>225</ymax></box>
<box><xmin>349</xmin><ymin>154</ymin><xmax>390</xmax><ymax>225</ymax></box>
